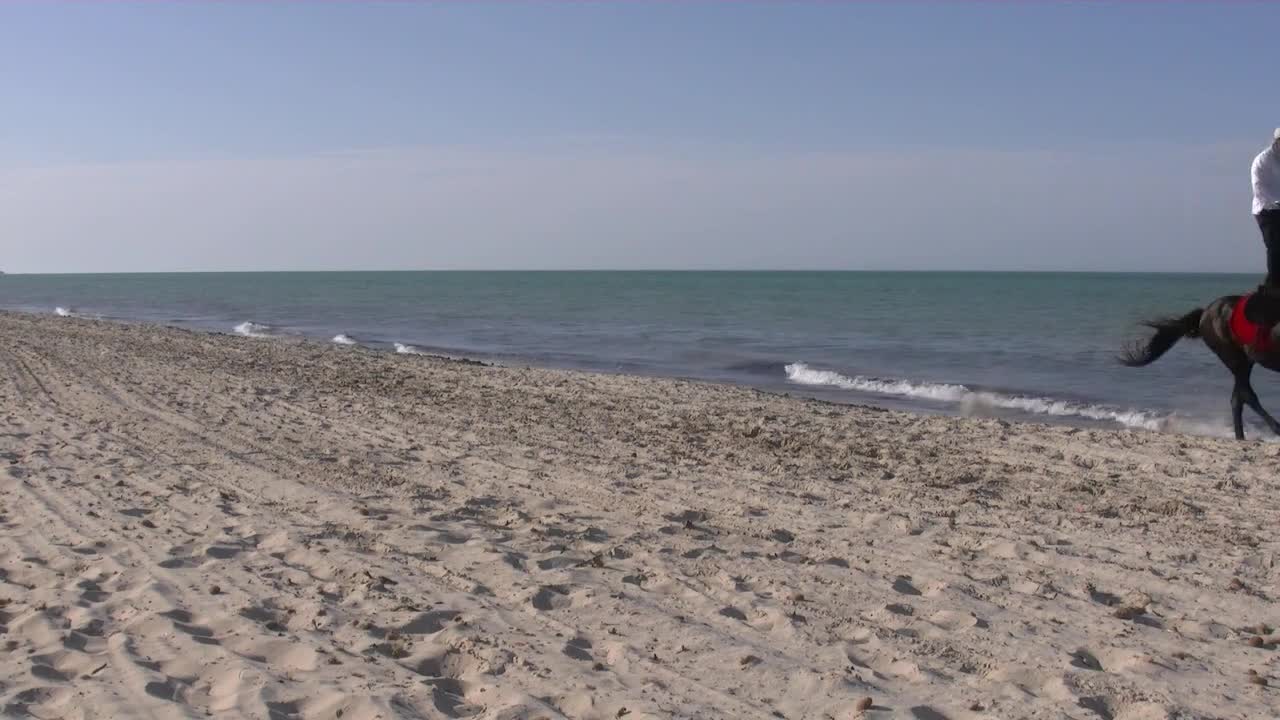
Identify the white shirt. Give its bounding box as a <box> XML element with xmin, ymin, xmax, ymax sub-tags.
<box><xmin>1253</xmin><ymin>146</ymin><xmax>1280</xmax><ymax>214</ymax></box>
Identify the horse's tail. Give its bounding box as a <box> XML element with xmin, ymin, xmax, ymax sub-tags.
<box><xmin>1119</xmin><ymin>308</ymin><xmax>1204</xmax><ymax>367</ymax></box>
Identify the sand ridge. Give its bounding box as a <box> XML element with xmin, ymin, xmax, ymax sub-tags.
<box><xmin>0</xmin><ymin>311</ymin><xmax>1277</xmax><ymax>719</ymax></box>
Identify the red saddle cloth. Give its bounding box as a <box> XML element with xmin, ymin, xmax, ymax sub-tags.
<box><xmin>1231</xmin><ymin>294</ymin><xmax>1276</xmax><ymax>353</ymax></box>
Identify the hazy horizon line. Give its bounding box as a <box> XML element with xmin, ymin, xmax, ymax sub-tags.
<box><xmin>1</xmin><ymin>268</ymin><xmax>1263</xmax><ymax>277</ymax></box>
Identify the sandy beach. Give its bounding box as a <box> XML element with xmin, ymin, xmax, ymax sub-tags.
<box><xmin>0</xmin><ymin>310</ymin><xmax>1276</xmax><ymax>720</ymax></box>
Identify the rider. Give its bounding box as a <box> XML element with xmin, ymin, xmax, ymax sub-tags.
<box><xmin>1246</xmin><ymin>128</ymin><xmax>1280</xmax><ymax>325</ymax></box>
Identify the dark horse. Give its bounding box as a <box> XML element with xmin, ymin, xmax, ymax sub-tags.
<box><xmin>1121</xmin><ymin>293</ymin><xmax>1280</xmax><ymax>440</ymax></box>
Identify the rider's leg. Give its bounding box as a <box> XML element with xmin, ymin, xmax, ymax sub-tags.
<box><xmin>1264</xmin><ymin>210</ymin><xmax>1280</xmax><ymax>287</ymax></box>
<box><xmin>1247</xmin><ymin>210</ymin><xmax>1280</xmax><ymax>323</ymax></box>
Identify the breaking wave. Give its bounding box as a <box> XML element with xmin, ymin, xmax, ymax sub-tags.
<box><xmin>394</xmin><ymin>343</ymin><xmax>424</xmax><ymax>355</ymax></box>
<box><xmin>783</xmin><ymin>362</ymin><xmax>1177</xmax><ymax>432</ymax></box>
<box><xmin>233</xmin><ymin>321</ymin><xmax>275</xmax><ymax>338</ymax></box>
<box><xmin>52</xmin><ymin>306</ymin><xmax>105</xmax><ymax>320</ymax></box>
<box><xmin>332</xmin><ymin>334</ymin><xmax>358</xmax><ymax>345</ymax></box>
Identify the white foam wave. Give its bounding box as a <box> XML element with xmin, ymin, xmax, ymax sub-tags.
<box><xmin>784</xmin><ymin>362</ymin><xmax>1174</xmax><ymax>432</ymax></box>
<box><xmin>394</xmin><ymin>342</ymin><xmax>424</xmax><ymax>355</ymax></box>
<box><xmin>54</xmin><ymin>306</ymin><xmax>73</xmax><ymax>317</ymax></box>
<box><xmin>332</xmin><ymin>334</ymin><xmax>358</xmax><ymax>345</ymax></box>
<box><xmin>233</xmin><ymin>321</ymin><xmax>274</xmax><ymax>338</ymax></box>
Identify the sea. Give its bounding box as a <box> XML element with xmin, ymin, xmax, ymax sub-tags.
<box><xmin>0</xmin><ymin>271</ymin><xmax>1269</xmax><ymax>437</ymax></box>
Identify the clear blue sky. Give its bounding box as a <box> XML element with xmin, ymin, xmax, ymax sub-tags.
<box><xmin>2</xmin><ymin>2</ymin><xmax>1276</xmax><ymax>273</ymax></box>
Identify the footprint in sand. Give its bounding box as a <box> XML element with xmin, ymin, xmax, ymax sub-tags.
<box><xmin>265</xmin><ymin>695</ymin><xmax>353</xmax><ymax>720</ymax></box>
<box><xmin>241</xmin><ymin>599</ymin><xmax>304</xmax><ymax>634</ymax></box>
<box><xmin>5</xmin><ymin>686</ymin><xmax>75</xmax><ymax>717</ymax></box>
<box><xmin>76</xmin><ymin>578</ymin><xmax>110</xmax><ymax>604</ymax></box>
<box><xmin>535</xmin><ymin>555</ymin><xmax>584</xmax><ymax>571</ymax></box>
<box><xmin>425</xmin><ymin>677</ymin><xmax>484</xmax><ymax>718</ymax></box>
<box><xmin>681</xmin><ymin>546</ymin><xmax>726</xmax><ymax>559</ymax></box>
<box><xmin>204</xmin><ymin>544</ymin><xmax>244</xmax><ymax>560</ymax></box>
<box><xmin>64</xmin><ymin>620</ymin><xmax>109</xmax><ymax>654</ymax></box>
<box><xmin>776</xmin><ymin>550</ymin><xmax>811</xmax><ymax>564</ymax></box>
<box><xmin>145</xmin><ymin>676</ymin><xmax>187</xmax><ymax>703</ymax></box>
<box><xmin>397</xmin><ymin>610</ymin><xmax>460</xmax><ymax>635</ymax></box>
<box><xmin>415</xmin><ymin>645</ymin><xmax>491</xmax><ymax>679</ymax></box>
<box><xmin>892</xmin><ymin>576</ymin><xmax>923</xmax><ymax>596</ymax></box>
<box><xmin>160</xmin><ymin>609</ymin><xmax>221</xmax><ymax>646</ymax></box>
<box><xmin>227</xmin><ymin>636</ymin><xmax>318</xmax><ymax>672</ymax></box>
<box><xmin>873</xmin><ymin>656</ymin><xmax>929</xmax><ymax>683</ymax></box>
<box><xmin>1071</xmin><ymin>648</ymin><xmax>1104</xmax><ymax>671</ymax></box>
<box><xmin>531</xmin><ymin>585</ymin><xmax>572</xmax><ymax>611</ymax></box>
<box><xmin>183</xmin><ymin>667</ymin><xmax>248</xmax><ymax>714</ymax></box>
<box><xmin>928</xmin><ymin>610</ymin><xmax>985</xmax><ymax>632</ymax></box>
<box><xmin>562</xmin><ymin>637</ymin><xmax>593</xmax><ymax>662</ymax></box>
<box><xmin>33</xmin><ymin>645</ymin><xmax>103</xmax><ymax>682</ymax></box>
<box><xmin>158</xmin><ymin>543</ymin><xmax>208</xmax><ymax>570</ymax></box>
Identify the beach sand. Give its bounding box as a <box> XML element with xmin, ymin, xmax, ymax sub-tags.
<box><xmin>0</xmin><ymin>311</ymin><xmax>1276</xmax><ymax>719</ymax></box>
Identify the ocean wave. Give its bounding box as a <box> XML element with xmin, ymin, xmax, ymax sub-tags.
<box><xmin>54</xmin><ymin>306</ymin><xmax>74</xmax><ymax>317</ymax></box>
<box><xmin>783</xmin><ymin>362</ymin><xmax>1177</xmax><ymax>432</ymax></box>
<box><xmin>393</xmin><ymin>342</ymin><xmax>424</xmax><ymax>355</ymax></box>
<box><xmin>233</xmin><ymin>321</ymin><xmax>275</xmax><ymax>338</ymax></box>
<box><xmin>332</xmin><ymin>334</ymin><xmax>358</xmax><ymax>345</ymax></box>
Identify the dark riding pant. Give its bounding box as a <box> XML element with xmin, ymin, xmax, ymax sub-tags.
<box><xmin>1259</xmin><ymin>209</ymin><xmax>1280</xmax><ymax>286</ymax></box>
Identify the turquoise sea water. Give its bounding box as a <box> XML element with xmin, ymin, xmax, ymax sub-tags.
<box><xmin>0</xmin><ymin>271</ymin><xmax>1268</xmax><ymax>435</ymax></box>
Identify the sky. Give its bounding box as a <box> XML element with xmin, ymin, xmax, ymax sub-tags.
<box><xmin>1</xmin><ymin>1</ymin><xmax>1277</xmax><ymax>274</ymax></box>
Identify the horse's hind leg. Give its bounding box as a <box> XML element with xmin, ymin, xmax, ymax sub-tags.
<box><xmin>1209</xmin><ymin>340</ymin><xmax>1253</xmax><ymax>439</ymax></box>
<box><xmin>1231</xmin><ymin>381</ymin><xmax>1247</xmax><ymax>440</ymax></box>
<box><xmin>1235</xmin><ymin>366</ymin><xmax>1280</xmax><ymax>436</ymax></box>
<box><xmin>1204</xmin><ymin>314</ymin><xmax>1267</xmax><ymax>440</ymax></box>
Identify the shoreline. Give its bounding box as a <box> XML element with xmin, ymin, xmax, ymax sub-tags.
<box><xmin>13</xmin><ymin>307</ymin><xmax>973</xmax><ymax>422</ymax></box>
<box><xmin>0</xmin><ymin>311</ymin><xmax>1277</xmax><ymax>718</ymax></box>
<box><xmin>11</xmin><ymin>307</ymin><xmax>1211</xmax><ymax>436</ymax></box>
